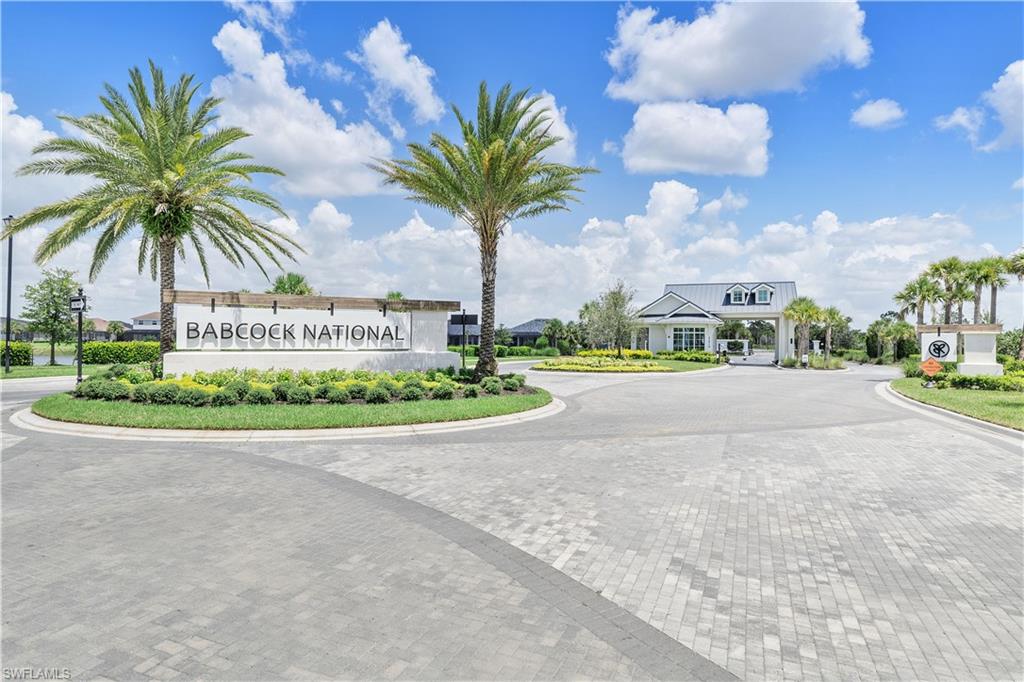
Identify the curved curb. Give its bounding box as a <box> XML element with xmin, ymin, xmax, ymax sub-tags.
<box><xmin>10</xmin><ymin>398</ymin><xmax>565</xmax><ymax>443</ymax></box>
<box><xmin>527</xmin><ymin>364</ymin><xmax>731</xmax><ymax>377</ymax></box>
<box><xmin>773</xmin><ymin>365</ymin><xmax>852</xmax><ymax>373</ymax></box>
<box><xmin>877</xmin><ymin>381</ymin><xmax>1022</xmax><ymax>443</ymax></box>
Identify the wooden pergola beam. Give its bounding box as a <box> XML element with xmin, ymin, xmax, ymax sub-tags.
<box><xmin>162</xmin><ymin>289</ymin><xmax>460</xmax><ymax>312</ymax></box>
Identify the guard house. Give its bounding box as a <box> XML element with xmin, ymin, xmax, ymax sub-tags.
<box><xmin>633</xmin><ymin>281</ymin><xmax>798</xmax><ymax>362</ymax></box>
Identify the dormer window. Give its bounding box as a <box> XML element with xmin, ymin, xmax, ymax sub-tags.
<box><xmin>731</xmin><ymin>290</ymin><xmax>745</xmax><ymax>304</ymax></box>
<box><xmin>756</xmin><ymin>288</ymin><xmax>770</xmax><ymax>303</ymax></box>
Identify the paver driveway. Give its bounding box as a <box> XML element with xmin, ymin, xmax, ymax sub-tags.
<box><xmin>2</xmin><ymin>364</ymin><xmax>1021</xmax><ymax>680</ymax></box>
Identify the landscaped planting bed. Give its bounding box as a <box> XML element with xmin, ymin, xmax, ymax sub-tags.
<box><xmin>533</xmin><ymin>356</ymin><xmax>674</xmax><ymax>372</ymax></box>
<box><xmin>891</xmin><ymin>377</ymin><xmax>1023</xmax><ymax>430</ymax></box>
<box><xmin>32</xmin><ymin>365</ymin><xmax>550</xmax><ymax>430</ymax></box>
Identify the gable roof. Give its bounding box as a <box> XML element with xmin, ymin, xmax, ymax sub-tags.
<box><xmin>660</xmin><ymin>281</ymin><xmax>798</xmax><ymax>314</ymax></box>
<box><xmin>509</xmin><ymin>318</ymin><xmax>550</xmax><ymax>334</ymax></box>
<box><xmin>132</xmin><ymin>311</ymin><xmax>160</xmax><ymax>321</ymax></box>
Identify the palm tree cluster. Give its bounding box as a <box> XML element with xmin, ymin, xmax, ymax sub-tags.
<box><xmin>783</xmin><ymin>297</ymin><xmax>848</xmax><ymax>365</ymax></box>
<box><xmin>895</xmin><ymin>255</ymin><xmax>1013</xmax><ymax>329</ymax></box>
<box><xmin>2</xmin><ymin>62</ymin><xmax>302</xmax><ymax>356</ymax></box>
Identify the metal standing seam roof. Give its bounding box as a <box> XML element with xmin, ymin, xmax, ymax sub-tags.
<box><xmin>661</xmin><ymin>282</ymin><xmax>798</xmax><ymax>315</ymax></box>
<box><xmin>508</xmin><ymin>318</ymin><xmax>551</xmax><ymax>335</ymax></box>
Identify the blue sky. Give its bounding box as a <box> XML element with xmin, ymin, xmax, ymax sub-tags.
<box><xmin>2</xmin><ymin>1</ymin><xmax>1022</xmax><ymax>327</ymax></box>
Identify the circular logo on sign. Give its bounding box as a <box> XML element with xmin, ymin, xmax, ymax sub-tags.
<box><xmin>928</xmin><ymin>339</ymin><xmax>950</xmax><ymax>359</ymax></box>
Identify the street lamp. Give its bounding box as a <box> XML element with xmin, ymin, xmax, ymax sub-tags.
<box><xmin>3</xmin><ymin>215</ymin><xmax>13</xmax><ymax>374</ymax></box>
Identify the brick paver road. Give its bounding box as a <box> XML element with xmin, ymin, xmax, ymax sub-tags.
<box><xmin>2</xmin><ymin>364</ymin><xmax>1021</xmax><ymax>680</ymax></box>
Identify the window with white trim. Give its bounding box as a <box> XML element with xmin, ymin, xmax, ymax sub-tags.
<box><xmin>673</xmin><ymin>327</ymin><xmax>705</xmax><ymax>351</ymax></box>
<box><xmin>730</xmin><ymin>290</ymin><xmax>745</xmax><ymax>304</ymax></box>
<box><xmin>756</xmin><ymin>288</ymin><xmax>770</xmax><ymax>303</ymax></box>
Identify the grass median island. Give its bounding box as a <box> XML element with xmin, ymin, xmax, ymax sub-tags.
<box><xmin>0</xmin><ymin>364</ymin><xmax>112</xmax><ymax>380</ymax></box>
<box><xmin>532</xmin><ymin>355</ymin><xmax>716</xmax><ymax>373</ymax></box>
<box><xmin>31</xmin><ymin>365</ymin><xmax>551</xmax><ymax>430</ymax></box>
<box><xmin>890</xmin><ymin>377</ymin><xmax>1024</xmax><ymax>431</ymax></box>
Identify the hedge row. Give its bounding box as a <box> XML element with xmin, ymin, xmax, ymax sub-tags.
<box><xmin>577</xmin><ymin>349</ymin><xmax>653</xmax><ymax>359</ymax></box>
<box><xmin>654</xmin><ymin>350</ymin><xmax>720</xmax><ymax>364</ymax></box>
<box><xmin>1</xmin><ymin>341</ymin><xmax>33</xmax><ymax>366</ymax></box>
<box><xmin>81</xmin><ymin>341</ymin><xmax>160</xmax><ymax>364</ymax></box>
<box><xmin>933</xmin><ymin>373</ymin><xmax>1024</xmax><ymax>392</ymax></box>
<box><xmin>447</xmin><ymin>344</ymin><xmax>557</xmax><ymax>358</ymax></box>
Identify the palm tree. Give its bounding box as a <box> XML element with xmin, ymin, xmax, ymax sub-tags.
<box><xmin>542</xmin><ymin>318</ymin><xmax>565</xmax><ymax>350</ymax></box>
<box><xmin>927</xmin><ymin>257</ymin><xmax>964</xmax><ymax>324</ymax></box>
<box><xmin>820</xmin><ymin>306</ymin><xmax>845</xmax><ymax>365</ymax></box>
<box><xmin>894</xmin><ymin>275</ymin><xmax>942</xmax><ymax>344</ymax></box>
<box><xmin>267</xmin><ymin>272</ymin><xmax>315</xmax><ymax>296</ymax></box>
<box><xmin>2</xmin><ymin>62</ymin><xmax>301</xmax><ymax>357</ymax></box>
<box><xmin>373</xmin><ymin>82</ymin><xmax>594</xmax><ymax>377</ymax></box>
<box><xmin>1007</xmin><ymin>250</ymin><xmax>1024</xmax><ymax>360</ymax></box>
<box><xmin>950</xmin><ymin>279</ymin><xmax>973</xmax><ymax>325</ymax></box>
<box><xmin>106</xmin><ymin>320</ymin><xmax>126</xmax><ymax>341</ymax></box>
<box><xmin>386</xmin><ymin>290</ymin><xmax>405</xmax><ymax>301</ymax></box>
<box><xmin>885</xmin><ymin>320</ymin><xmax>916</xmax><ymax>361</ymax></box>
<box><xmin>975</xmin><ymin>256</ymin><xmax>1008</xmax><ymax>324</ymax></box>
<box><xmin>784</xmin><ymin>296</ymin><xmax>821</xmax><ymax>365</ymax></box>
<box><xmin>963</xmin><ymin>260</ymin><xmax>987</xmax><ymax>325</ymax></box>
<box><xmin>495</xmin><ymin>324</ymin><xmax>513</xmax><ymax>346</ymax></box>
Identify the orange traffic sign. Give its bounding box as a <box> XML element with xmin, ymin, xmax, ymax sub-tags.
<box><xmin>920</xmin><ymin>357</ymin><xmax>943</xmax><ymax>377</ymax></box>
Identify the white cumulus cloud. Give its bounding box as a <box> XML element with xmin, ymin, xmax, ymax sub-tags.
<box><xmin>851</xmin><ymin>98</ymin><xmax>906</xmax><ymax>129</ymax></box>
<box><xmin>622</xmin><ymin>101</ymin><xmax>771</xmax><ymax>176</ymax></box>
<box><xmin>936</xmin><ymin>60</ymin><xmax>1023</xmax><ymax>151</ymax></box>
<box><xmin>528</xmin><ymin>91</ymin><xmax>577</xmax><ymax>164</ymax></box>
<box><xmin>349</xmin><ymin>19</ymin><xmax>444</xmax><ymax>139</ymax></box>
<box><xmin>606</xmin><ymin>2</ymin><xmax>871</xmax><ymax>102</ymax></box>
<box><xmin>210</xmin><ymin>20</ymin><xmax>392</xmax><ymax>197</ymax></box>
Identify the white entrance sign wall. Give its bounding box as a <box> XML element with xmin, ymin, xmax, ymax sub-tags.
<box><xmin>958</xmin><ymin>331</ymin><xmax>1003</xmax><ymax>376</ymax></box>
<box><xmin>921</xmin><ymin>333</ymin><xmax>954</xmax><ymax>362</ymax></box>
<box><xmin>161</xmin><ymin>290</ymin><xmax>459</xmax><ymax>375</ymax></box>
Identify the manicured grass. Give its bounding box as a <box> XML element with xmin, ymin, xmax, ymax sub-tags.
<box><xmin>891</xmin><ymin>378</ymin><xmax>1024</xmax><ymax>431</ymax></box>
<box><xmin>32</xmin><ymin>389</ymin><xmax>551</xmax><ymax>430</ymax></box>
<box><xmin>532</xmin><ymin>357</ymin><xmax>715</xmax><ymax>373</ymax></box>
<box><xmin>0</xmin><ymin>364</ymin><xmax>111</xmax><ymax>380</ymax></box>
<box><xmin>30</xmin><ymin>342</ymin><xmax>78</xmax><ymax>356</ymax></box>
<box><xmin>651</xmin><ymin>359</ymin><xmax>720</xmax><ymax>372</ymax></box>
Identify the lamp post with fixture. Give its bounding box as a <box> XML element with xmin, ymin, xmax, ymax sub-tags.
<box><xmin>3</xmin><ymin>215</ymin><xmax>13</xmax><ymax>374</ymax></box>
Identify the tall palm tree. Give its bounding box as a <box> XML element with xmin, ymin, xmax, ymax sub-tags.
<box><xmin>373</xmin><ymin>82</ymin><xmax>594</xmax><ymax>377</ymax></box>
<box><xmin>820</xmin><ymin>306</ymin><xmax>845</xmax><ymax>365</ymax></box>
<box><xmin>542</xmin><ymin>318</ymin><xmax>565</xmax><ymax>350</ymax></box>
<box><xmin>106</xmin><ymin>320</ymin><xmax>126</xmax><ymax>341</ymax></box>
<box><xmin>950</xmin><ymin>279</ymin><xmax>973</xmax><ymax>325</ymax></box>
<box><xmin>975</xmin><ymin>256</ymin><xmax>1008</xmax><ymax>324</ymax></box>
<box><xmin>963</xmin><ymin>259</ymin><xmax>987</xmax><ymax>325</ymax></box>
<box><xmin>783</xmin><ymin>296</ymin><xmax>821</xmax><ymax>364</ymax></box>
<box><xmin>1007</xmin><ymin>250</ymin><xmax>1024</xmax><ymax>360</ymax></box>
<box><xmin>894</xmin><ymin>275</ymin><xmax>942</xmax><ymax>344</ymax></box>
<box><xmin>2</xmin><ymin>62</ymin><xmax>301</xmax><ymax>356</ymax></box>
<box><xmin>927</xmin><ymin>256</ymin><xmax>964</xmax><ymax>324</ymax></box>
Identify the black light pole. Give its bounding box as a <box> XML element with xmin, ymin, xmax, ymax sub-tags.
<box><xmin>70</xmin><ymin>288</ymin><xmax>87</xmax><ymax>384</ymax></box>
<box><xmin>3</xmin><ymin>215</ymin><xmax>13</xmax><ymax>374</ymax></box>
<box><xmin>461</xmin><ymin>308</ymin><xmax>467</xmax><ymax>371</ymax></box>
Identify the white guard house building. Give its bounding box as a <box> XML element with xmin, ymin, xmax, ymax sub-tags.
<box><xmin>634</xmin><ymin>281</ymin><xmax>799</xmax><ymax>362</ymax></box>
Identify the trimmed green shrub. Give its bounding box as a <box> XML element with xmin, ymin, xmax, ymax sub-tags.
<box><xmin>175</xmin><ymin>387</ymin><xmax>210</xmax><ymax>407</ymax></box>
<box><xmin>579</xmin><ymin>349</ymin><xmax>654</xmax><ymax>359</ymax></box>
<box><xmin>653</xmin><ymin>350</ymin><xmax>719</xmax><ymax>363</ymax></box>
<box><xmin>130</xmin><ymin>382</ymin><xmax>158</xmax><ymax>403</ymax></box>
<box><xmin>210</xmin><ymin>389</ymin><xmax>237</xmax><ymax>406</ymax></box>
<box><xmin>76</xmin><ymin>379</ymin><xmax>105</xmax><ymax>399</ymax></box>
<box><xmin>504</xmin><ymin>346</ymin><xmax>535</xmax><ymax>357</ymax></box>
<box><xmin>377</xmin><ymin>378</ymin><xmax>401</xmax><ymax>397</ymax></box>
<box><xmin>430</xmin><ymin>383</ymin><xmax>455</xmax><ymax>400</ymax></box>
<box><xmin>272</xmin><ymin>381</ymin><xmax>296</xmax><ymax>402</ymax></box>
<box><xmin>781</xmin><ymin>357</ymin><xmax>798</xmax><ymax>368</ymax></box>
<box><xmin>462</xmin><ymin>384</ymin><xmax>479</xmax><ymax>398</ymax></box>
<box><xmin>314</xmin><ymin>383</ymin><xmax>333</xmax><ymax>400</ymax></box>
<box><xmin>123</xmin><ymin>367</ymin><xmax>155</xmax><ymax>384</ymax></box>
<box><xmin>400</xmin><ymin>385</ymin><xmax>424</xmax><ymax>401</ymax></box>
<box><xmin>997</xmin><ymin>329</ymin><xmax>1021</xmax><ymax>357</ymax></box>
<box><xmin>502</xmin><ymin>377</ymin><xmax>520</xmax><ymax>391</ymax></box>
<box><xmin>325</xmin><ymin>387</ymin><xmax>350</xmax><ymax>404</ymax></box>
<box><xmin>222</xmin><ymin>380</ymin><xmax>251</xmax><ymax>401</ymax></box>
<box><xmin>286</xmin><ymin>385</ymin><xmax>314</xmax><ymax>405</ymax></box>
<box><xmin>534</xmin><ymin>335</ymin><xmax>549</xmax><ymax>349</ymax></box>
<box><xmin>245</xmin><ymin>387</ymin><xmax>275</xmax><ymax>405</ymax></box>
<box><xmin>108</xmin><ymin>363</ymin><xmax>131</xmax><ymax>377</ymax></box>
<box><xmin>481</xmin><ymin>376</ymin><xmax>503</xmax><ymax>395</ymax></box>
<box><xmin>98</xmin><ymin>380</ymin><xmax>131</xmax><ymax>401</ymax></box>
<box><xmin>536</xmin><ymin>347</ymin><xmax>559</xmax><ymax>357</ymax></box>
<box><xmin>81</xmin><ymin>341</ymin><xmax>160</xmax><ymax>364</ymax></box>
<box><xmin>945</xmin><ymin>374</ymin><xmax>1024</xmax><ymax>392</ymax></box>
<box><xmin>346</xmin><ymin>382</ymin><xmax>369</xmax><ymax>400</ymax></box>
<box><xmin>365</xmin><ymin>385</ymin><xmax>391</xmax><ymax>404</ymax></box>
<box><xmin>1</xmin><ymin>341</ymin><xmax>33</xmax><ymax>366</ymax></box>
<box><xmin>150</xmin><ymin>383</ymin><xmax>181</xmax><ymax>405</ymax></box>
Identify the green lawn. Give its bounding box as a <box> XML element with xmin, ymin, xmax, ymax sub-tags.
<box><xmin>891</xmin><ymin>378</ymin><xmax>1024</xmax><ymax>431</ymax></box>
<box><xmin>0</xmin><ymin>364</ymin><xmax>111</xmax><ymax>380</ymax></box>
<box><xmin>32</xmin><ymin>389</ymin><xmax>551</xmax><ymax>430</ymax></box>
<box><xmin>651</xmin><ymin>359</ymin><xmax>721</xmax><ymax>372</ymax></box>
<box><xmin>30</xmin><ymin>342</ymin><xmax>78</xmax><ymax>356</ymax></box>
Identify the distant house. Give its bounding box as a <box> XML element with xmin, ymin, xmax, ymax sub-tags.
<box><xmin>0</xmin><ymin>317</ymin><xmax>34</xmax><ymax>341</ymax></box>
<box><xmin>447</xmin><ymin>313</ymin><xmax>480</xmax><ymax>346</ymax></box>
<box><xmin>129</xmin><ymin>311</ymin><xmax>161</xmax><ymax>340</ymax></box>
<box><xmin>86</xmin><ymin>317</ymin><xmax>110</xmax><ymax>341</ymax></box>
<box><xmin>508</xmin><ymin>318</ymin><xmax>551</xmax><ymax>347</ymax></box>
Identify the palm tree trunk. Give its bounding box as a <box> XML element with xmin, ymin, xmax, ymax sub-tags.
<box><xmin>916</xmin><ymin>307</ymin><xmax>924</xmax><ymax>347</ymax></box>
<box><xmin>825</xmin><ymin>327</ymin><xmax>832</xmax><ymax>365</ymax></box>
<box><xmin>158</xmin><ymin>235</ymin><xmax>175</xmax><ymax>358</ymax></box>
<box><xmin>474</xmin><ymin>239</ymin><xmax>498</xmax><ymax>379</ymax></box>
<box><xmin>956</xmin><ymin>300</ymin><xmax>964</xmax><ymax>324</ymax></box>
<box><xmin>973</xmin><ymin>284</ymin><xmax>982</xmax><ymax>324</ymax></box>
<box><xmin>990</xmin><ymin>285</ymin><xmax>998</xmax><ymax>324</ymax></box>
